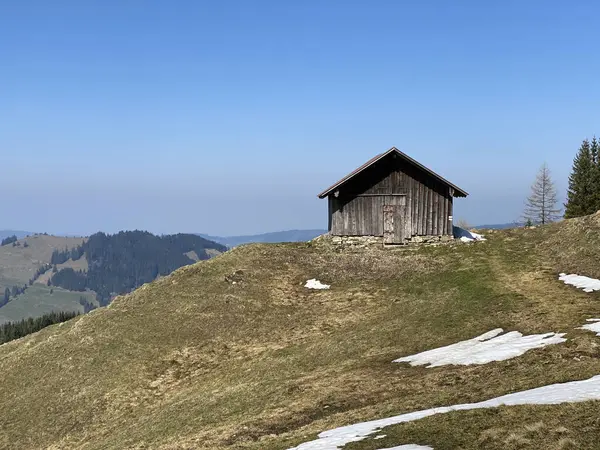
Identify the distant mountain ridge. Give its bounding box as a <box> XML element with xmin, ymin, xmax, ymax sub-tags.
<box><xmin>49</xmin><ymin>231</ymin><xmax>227</xmax><ymax>304</ymax></box>
<box><xmin>198</xmin><ymin>229</ymin><xmax>327</xmax><ymax>248</ymax></box>
<box><xmin>198</xmin><ymin>225</ymin><xmax>522</xmax><ymax>247</ymax></box>
<box><xmin>0</xmin><ymin>231</ymin><xmax>226</xmax><ymax>324</ymax></box>
<box><xmin>474</xmin><ymin>222</ymin><xmax>519</xmax><ymax>230</ymax></box>
<box><xmin>0</xmin><ymin>230</ymin><xmax>33</xmax><ymax>240</ymax></box>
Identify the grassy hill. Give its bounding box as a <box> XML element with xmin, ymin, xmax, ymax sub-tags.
<box><xmin>3</xmin><ymin>216</ymin><xmax>600</xmax><ymax>448</ymax></box>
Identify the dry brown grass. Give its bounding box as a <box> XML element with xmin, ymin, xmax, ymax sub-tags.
<box><xmin>3</xmin><ymin>217</ymin><xmax>600</xmax><ymax>449</ymax></box>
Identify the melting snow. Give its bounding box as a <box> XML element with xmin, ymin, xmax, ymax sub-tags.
<box><xmin>559</xmin><ymin>273</ymin><xmax>600</xmax><ymax>293</ymax></box>
<box><xmin>305</xmin><ymin>279</ymin><xmax>330</xmax><ymax>290</ymax></box>
<box><xmin>453</xmin><ymin>226</ymin><xmax>486</xmax><ymax>242</ymax></box>
<box><xmin>579</xmin><ymin>319</ymin><xmax>600</xmax><ymax>336</ymax></box>
<box><xmin>287</xmin><ymin>374</ymin><xmax>600</xmax><ymax>450</ymax></box>
<box><xmin>393</xmin><ymin>329</ymin><xmax>566</xmax><ymax>368</ymax></box>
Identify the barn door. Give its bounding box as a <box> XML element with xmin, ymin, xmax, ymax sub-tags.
<box><xmin>383</xmin><ymin>203</ymin><xmax>406</xmax><ymax>244</ymax></box>
<box><xmin>383</xmin><ymin>205</ymin><xmax>396</xmax><ymax>244</ymax></box>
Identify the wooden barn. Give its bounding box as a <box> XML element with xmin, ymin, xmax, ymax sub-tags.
<box><xmin>318</xmin><ymin>147</ymin><xmax>468</xmax><ymax>244</ymax></box>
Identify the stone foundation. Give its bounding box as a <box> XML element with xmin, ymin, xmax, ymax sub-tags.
<box><xmin>331</xmin><ymin>235</ymin><xmax>383</xmax><ymax>247</ymax></box>
<box><xmin>325</xmin><ymin>234</ymin><xmax>454</xmax><ymax>248</ymax></box>
<box><xmin>408</xmin><ymin>235</ymin><xmax>454</xmax><ymax>245</ymax></box>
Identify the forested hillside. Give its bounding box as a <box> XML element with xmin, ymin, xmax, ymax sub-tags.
<box><xmin>0</xmin><ymin>310</ymin><xmax>78</xmax><ymax>345</ymax></box>
<box><xmin>50</xmin><ymin>231</ymin><xmax>226</xmax><ymax>304</ymax></box>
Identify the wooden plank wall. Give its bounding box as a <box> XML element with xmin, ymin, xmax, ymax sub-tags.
<box><xmin>328</xmin><ymin>156</ymin><xmax>454</xmax><ymax>237</ymax></box>
<box><xmin>396</xmin><ymin>163</ymin><xmax>453</xmax><ymax>237</ymax></box>
<box><xmin>330</xmin><ymin>195</ymin><xmax>407</xmax><ymax>236</ymax></box>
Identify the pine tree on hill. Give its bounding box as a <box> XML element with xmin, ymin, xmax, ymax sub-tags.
<box><xmin>0</xmin><ymin>311</ymin><xmax>79</xmax><ymax>345</ymax></box>
<box><xmin>523</xmin><ymin>162</ymin><xmax>560</xmax><ymax>225</ymax></box>
<box><xmin>565</xmin><ymin>138</ymin><xmax>598</xmax><ymax>218</ymax></box>
<box><xmin>590</xmin><ymin>136</ymin><xmax>600</xmax><ymax>211</ymax></box>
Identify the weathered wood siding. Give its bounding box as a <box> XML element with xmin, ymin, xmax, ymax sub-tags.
<box><xmin>328</xmin><ymin>154</ymin><xmax>453</xmax><ymax>238</ymax></box>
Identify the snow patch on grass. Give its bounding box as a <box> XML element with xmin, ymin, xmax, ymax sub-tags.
<box><xmin>578</xmin><ymin>318</ymin><xmax>600</xmax><ymax>336</ymax></box>
<box><xmin>453</xmin><ymin>226</ymin><xmax>486</xmax><ymax>242</ymax></box>
<box><xmin>559</xmin><ymin>273</ymin><xmax>600</xmax><ymax>293</ymax></box>
<box><xmin>393</xmin><ymin>329</ymin><xmax>566</xmax><ymax>368</ymax></box>
<box><xmin>305</xmin><ymin>279</ymin><xmax>330</xmax><ymax>290</ymax></box>
<box><xmin>287</xmin><ymin>375</ymin><xmax>600</xmax><ymax>450</ymax></box>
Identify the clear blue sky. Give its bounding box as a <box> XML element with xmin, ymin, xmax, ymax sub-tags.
<box><xmin>2</xmin><ymin>1</ymin><xmax>600</xmax><ymax>236</ymax></box>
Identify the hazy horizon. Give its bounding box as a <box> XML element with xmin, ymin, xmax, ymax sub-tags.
<box><xmin>0</xmin><ymin>219</ymin><xmax>525</xmax><ymax>240</ymax></box>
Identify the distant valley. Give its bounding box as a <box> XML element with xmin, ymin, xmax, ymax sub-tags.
<box><xmin>0</xmin><ymin>231</ymin><xmax>226</xmax><ymax>324</ymax></box>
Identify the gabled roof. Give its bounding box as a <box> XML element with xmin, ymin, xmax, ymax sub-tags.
<box><xmin>317</xmin><ymin>147</ymin><xmax>468</xmax><ymax>198</ymax></box>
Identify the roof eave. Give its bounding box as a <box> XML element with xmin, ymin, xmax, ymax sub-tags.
<box><xmin>316</xmin><ymin>148</ymin><xmax>396</xmax><ymax>198</ymax></box>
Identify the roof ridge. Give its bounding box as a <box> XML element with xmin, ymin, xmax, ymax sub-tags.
<box><xmin>317</xmin><ymin>147</ymin><xmax>468</xmax><ymax>198</ymax></box>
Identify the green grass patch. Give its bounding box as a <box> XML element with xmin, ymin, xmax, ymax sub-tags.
<box><xmin>0</xmin><ymin>285</ymin><xmax>97</xmax><ymax>324</ymax></box>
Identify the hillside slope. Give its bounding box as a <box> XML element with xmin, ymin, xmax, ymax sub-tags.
<box><xmin>3</xmin><ymin>216</ymin><xmax>600</xmax><ymax>449</ymax></box>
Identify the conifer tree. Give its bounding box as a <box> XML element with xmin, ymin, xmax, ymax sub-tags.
<box><xmin>523</xmin><ymin>163</ymin><xmax>560</xmax><ymax>225</ymax></box>
<box><xmin>565</xmin><ymin>139</ymin><xmax>598</xmax><ymax>218</ymax></box>
<box><xmin>0</xmin><ymin>310</ymin><xmax>79</xmax><ymax>345</ymax></box>
<box><xmin>590</xmin><ymin>136</ymin><xmax>600</xmax><ymax>211</ymax></box>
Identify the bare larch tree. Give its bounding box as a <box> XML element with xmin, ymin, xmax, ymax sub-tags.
<box><xmin>523</xmin><ymin>163</ymin><xmax>561</xmax><ymax>225</ymax></box>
